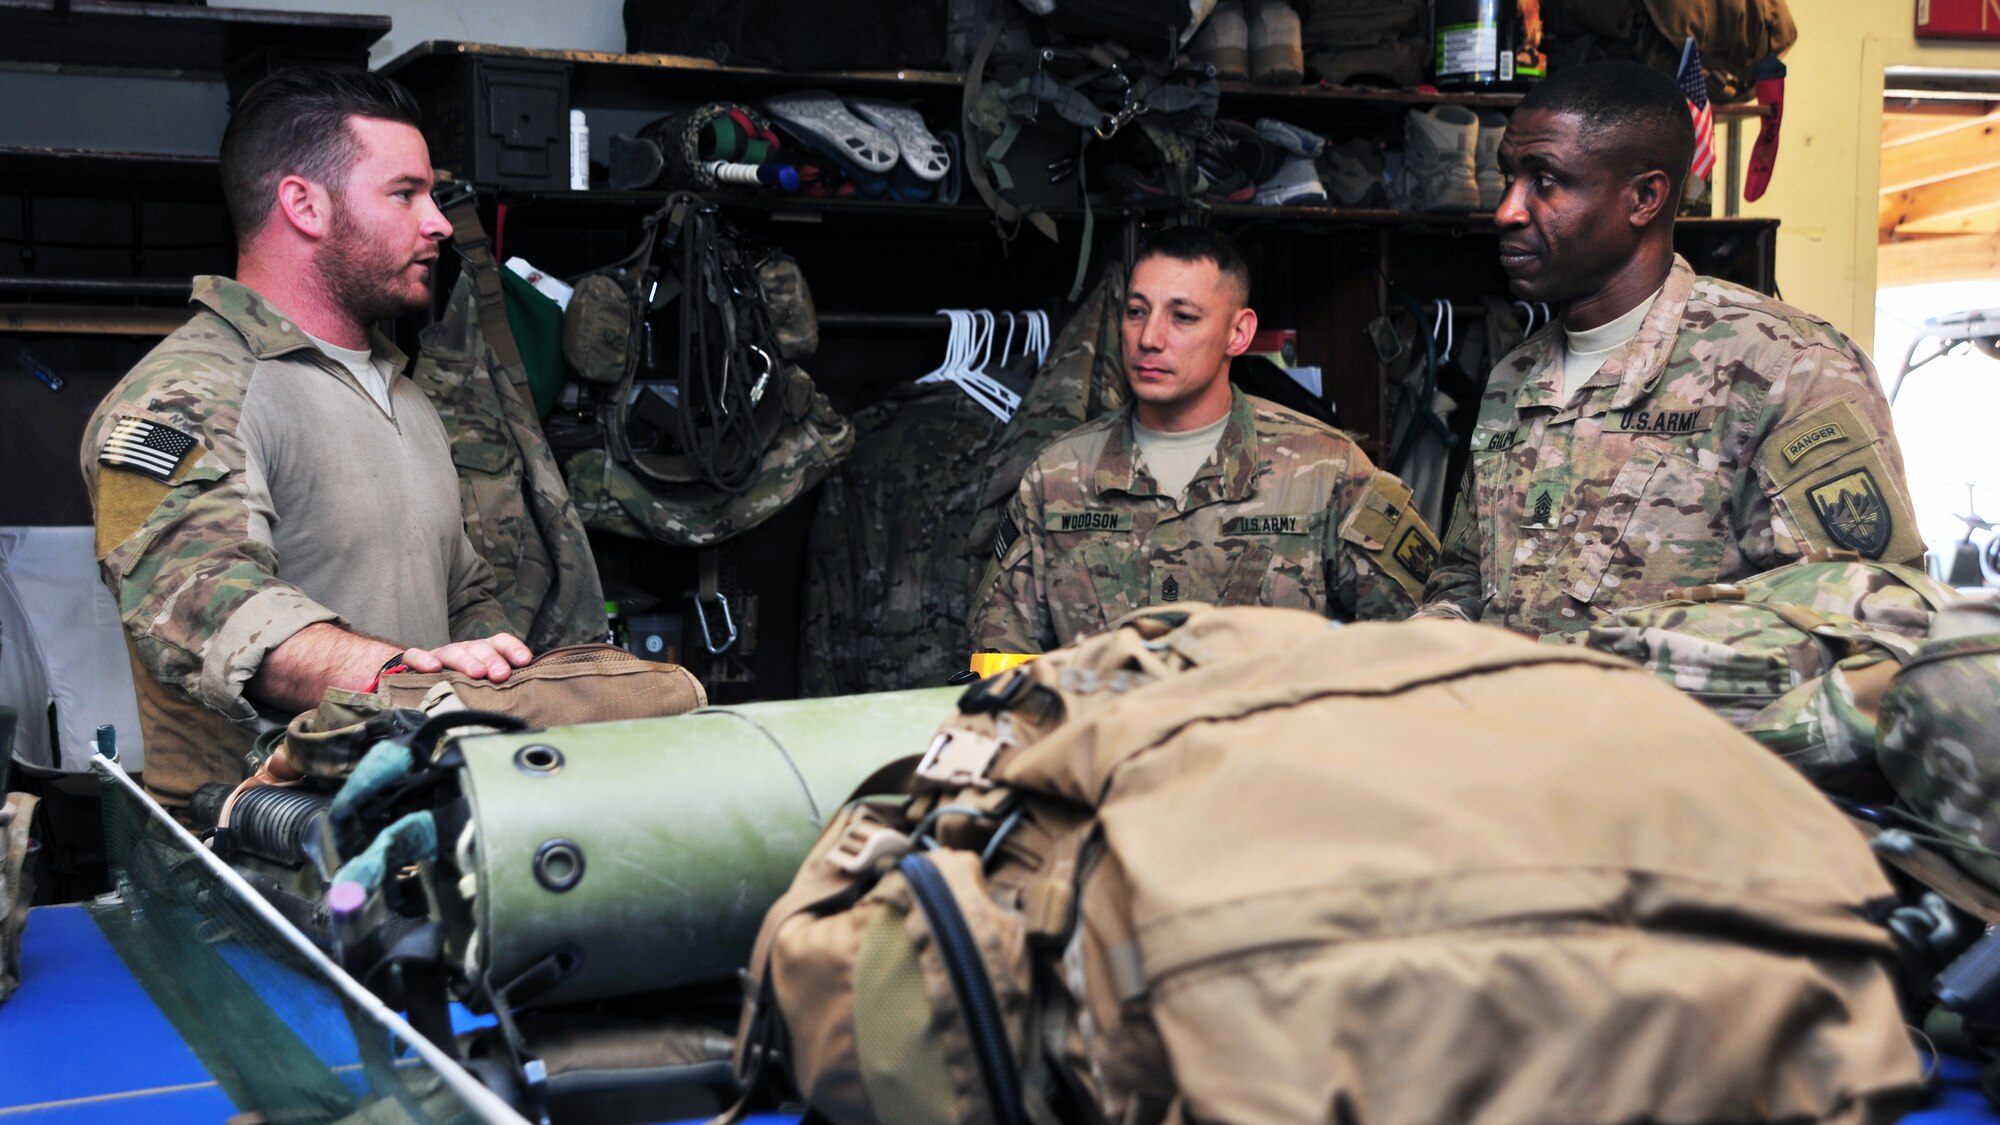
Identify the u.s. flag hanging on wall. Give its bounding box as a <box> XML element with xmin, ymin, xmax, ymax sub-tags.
<box><xmin>1676</xmin><ymin>37</ymin><xmax>1716</xmax><ymax>179</ymax></box>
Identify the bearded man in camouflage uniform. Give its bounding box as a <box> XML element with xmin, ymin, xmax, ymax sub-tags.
<box><xmin>79</xmin><ymin>68</ymin><xmax>531</xmax><ymax>819</ymax></box>
<box><xmin>1420</xmin><ymin>61</ymin><xmax>1921</xmax><ymax>640</ymax></box>
<box><xmin>973</xmin><ymin>227</ymin><xmax>1438</xmax><ymax>654</ymax></box>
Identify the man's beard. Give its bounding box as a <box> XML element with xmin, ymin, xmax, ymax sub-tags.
<box><xmin>319</xmin><ymin>202</ymin><xmax>432</xmax><ymax>324</ymax></box>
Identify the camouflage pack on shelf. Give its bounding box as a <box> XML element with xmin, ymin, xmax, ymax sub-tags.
<box><xmin>1585</xmin><ymin>556</ymin><xmax>1956</xmax><ymax>793</ymax></box>
<box><xmin>562</xmin><ymin>195</ymin><xmax>852</xmax><ymax>547</ymax></box>
<box><xmin>566</xmin><ymin>364</ymin><xmax>854</xmax><ymax>548</ymax></box>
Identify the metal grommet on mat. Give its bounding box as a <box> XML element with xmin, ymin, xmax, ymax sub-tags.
<box><xmin>514</xmin><ymin>744</ymin><xmax>565</xmax><ymax>776</ymax></box>
<box><xmin>534</xmin><ymin>839</ymin><xmax>586</xmax><ymax>892</ymax></box>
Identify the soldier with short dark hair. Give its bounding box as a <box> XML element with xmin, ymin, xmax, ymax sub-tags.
<box><xmin>79</xmin><ymin>67</ymin><xmax>532</xmax><ymax>820</ymax></box>
<box><xmin>1420</xmin><ymin>60</ymin><xmax>1921</xmax><ymax>639</ymax></box>
<box><xmin>971</xmin><ymin>227</ymin><xmax>1437</xmax><ymax>654</ymax></box>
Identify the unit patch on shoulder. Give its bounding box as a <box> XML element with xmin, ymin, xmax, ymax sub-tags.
<box><xmin>1807</xmin><ymin>468</ymin><xmax>1892</xmax><ymax>558</ymax></box>
<box><xmin>98</xmin><ymin>417</ymin><xmax>198</xmax><ymax>483</ymax></box>
<box><xmin>993</xmin><ymin>512</ymin><xmax>1021</xmax><ymax>563</ymax></box>
<box><xmin>1393</xmin><ymin>525</ymin><xmax>1439</xmax><ymax>584</ymax></box>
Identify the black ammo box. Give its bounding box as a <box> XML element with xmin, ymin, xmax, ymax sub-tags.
<box><xmin>400</xmin><ymin>56</ymin><xmax>572</xmax><ymax>190</ymax></box>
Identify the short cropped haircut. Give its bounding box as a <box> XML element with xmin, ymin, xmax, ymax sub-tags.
<box><xmin>1517</xmin><ymin>60</ymin><xmax>1697</xmax><ymax>199</ymax></box>
<box><xmin>1133</xmin><ymin>225</ymin><xmax>1252</xmax><ymax>307</ymax></box>
<box><xmin>220</xmin><ymin>67</ymin><xmax>425</xmax><ymax>240</ymax></box>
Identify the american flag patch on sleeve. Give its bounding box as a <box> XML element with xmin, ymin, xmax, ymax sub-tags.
<box><xmin>98</xmin><ymin>417</ymin><xmax>199</xmax><ymax>482</ymax></box>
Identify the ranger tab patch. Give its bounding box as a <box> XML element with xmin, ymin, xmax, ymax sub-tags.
<box><xmin>98</xmin><ymin>417</ymin><xmax>198</xmax><ymax>482</ymax></box>
<box><xmin>1782</xmin><ymin>421</ymin><xmax>1846</xmax><ymax>464</ymax></box>
<box><xmin>1807</xmin><ymin>468</ymin><xmax>1892</xmax><ymax>558</ymax></box>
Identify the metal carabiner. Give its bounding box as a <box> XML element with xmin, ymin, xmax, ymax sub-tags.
<box><xmin>1095</xmin><ymin>98</ymin><xmax>1146</xmax><ymax>140</ymax></box>
<box><xmin>745</xmin><ymin>344</ymin><xmax>773</xmax><ymax>404</ymax></box>
<box><xmin>430</xmin><ymin>178</ymin><xmax>478</xmax><ymax>214</ymax></box>
<box><xmin>694</xmin><ymin>591</ymin><xmax>739</xmax><ymax>655</ymax></box>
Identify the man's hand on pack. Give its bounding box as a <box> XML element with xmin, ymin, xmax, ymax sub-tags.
<box><xmin>402</xmin><ymin>633</ymin><xmax>533</xmax><ymax>683</ymax></box>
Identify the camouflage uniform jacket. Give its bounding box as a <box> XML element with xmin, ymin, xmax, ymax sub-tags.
<box><xmin>80</xmin><ymin>276</ymin><xmax>511</xmax><ymax>804</ymax></box>
<box><xmin>972</xmin><ymin>386</ymin><xmax>1437</xmax><ymax>653</ymax></box>
<box><xmin>410</xmin><ymin>273</ymin><xmax>605</xmax><ymax>650</ymax></box>
<box><xmin>1420</xmin><ymin>255</ymin><xmax>1922</xmax><ymax>640</ymax></box>
<box><xmin>801</xmin><ymin>379</ymin><xmax>1007</xmax><ymax>695</ymax></box>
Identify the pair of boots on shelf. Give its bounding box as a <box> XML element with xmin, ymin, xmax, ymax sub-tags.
<box><xmin>1393</xmin><ymin>106</ymin><xmax>1508</xmax><ymax>214</ymax></box>
<box><xmin>1188</xmin><ymin>0</ymin><xmax>1303</xmax><ymax>85</ymax></box>
<box><xmin>1241</xmin><ymin>119</ymin><xmax>1399</xmax><ymax>211</ymax></box>
<box><xmin>1245</xmin><ymin>119</ymin><xmax>1387</xmax><ymax>209</ymax></box>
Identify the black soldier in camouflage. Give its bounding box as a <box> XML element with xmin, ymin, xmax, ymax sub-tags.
<box><xmin>1420</xmin><ymin>62</ymin><xmax>1919</xmax><ymax>640</ymax></box>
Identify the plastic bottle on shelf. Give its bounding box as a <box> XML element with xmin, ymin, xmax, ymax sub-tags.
<box><xmin>1432</xmin><ymin>0</ymin><xmax>1545</xmax><ymax>90</ymax></box>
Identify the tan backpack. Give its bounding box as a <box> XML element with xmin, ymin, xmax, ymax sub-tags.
<box><xmin>730</xmin><ymin>606</ymin><xmax>1919</xmax><ymax>1124</ymax></box>
<box><xmin>215</xmin><ymin>644</ymin><xmax>707</xmax><ymax>829</ymax></box>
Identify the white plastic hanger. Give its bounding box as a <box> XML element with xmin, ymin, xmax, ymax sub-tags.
<box><xmin>916</xmin><ymin>309</ymin><xmax>969</xmax><ymax>384</ymax></box>
<box><xmin>1432</xmin><ymin>298</ymin><xmax>1456</xmax><ymax>366</ymax></box>
<box><xmin>960</xmin><ymin>310</ymin><xmax>1022</xmax><ymax>419</ymax></box>
<box><xmin>997</xmin><ymin>311</ymin><xmax>1018</xmax><ymax>370</ymax></box>
<box><xmin>918</xmin><ymin>309</ymin><xmax>1017</xmax><ymax>423</ymax></box>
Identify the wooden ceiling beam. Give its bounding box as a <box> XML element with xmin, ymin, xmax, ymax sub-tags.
<box><xmin>1880</xmin><ymin>109</ymin><xmax>2000</xmax><ymax>192</ymax></box>
<box><xmin>1895</xmin><ymin>203</ymin><xmax>2000</xmax><ymax>236</ymax></box>
<box><xmin>1878</xmin><ymin>232</ymin><xmax>2000</xmax><ymax>288</ymax></box>
<box><xmin>1883</xmin><ymin>101</ymin><xmax>1998</xmax><ymax>145</ymax></box>
<box><xmin>1879</xmin><ymin>164</ymin><xmax>2000</xmax><ymax>237</ymax></box>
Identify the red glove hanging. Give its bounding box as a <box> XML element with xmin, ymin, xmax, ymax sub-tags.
<box><xmin>1744</xmin><ymin>56</ymin><xmax>1786</xmax><ymax>203</ymax></box>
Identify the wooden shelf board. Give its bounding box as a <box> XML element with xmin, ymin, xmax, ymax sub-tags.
<box><xmin>0</xmin><ymin>0</ymin><xmax>386</xmax><ymax>72</ymax></box>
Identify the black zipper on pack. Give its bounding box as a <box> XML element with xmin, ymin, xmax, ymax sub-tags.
<box><xmin>898</xmin><ymin>851</ymin><xmax>1025</xmax><ymax>1125</ymax></box>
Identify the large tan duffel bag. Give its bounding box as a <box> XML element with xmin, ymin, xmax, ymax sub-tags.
<box><xmin>730</xmin><ymin>606</ymin><xmax>1920</xmax><ymax>1125</ymax></box>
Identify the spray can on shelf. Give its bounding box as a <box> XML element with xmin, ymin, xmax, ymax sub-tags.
<box><xmin>1432</xmin><ymin>0</ymin><xmax>1545</xmax><ymax>90</ymax></box>
<box><xmin>569</xmin><ymin>109</ymin><xmax>590</xmax><ymax>191</ymax></box>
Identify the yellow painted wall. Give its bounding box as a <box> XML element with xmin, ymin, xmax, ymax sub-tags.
<box><xmin>1740</xmin><ymin>0</ymin><xmax>2000</xmax><ymax>352</ymax></box>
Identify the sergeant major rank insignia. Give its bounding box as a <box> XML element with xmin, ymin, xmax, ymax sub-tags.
<box><xmin>1522</xmin><ymin>481</ymin><xmax>1563</xmax><ymax>529</ymax></box>
<box><xmin>1807</xmin><ymin>468</ymin><xmax>1891</xmax><ymax>559</ymax></box>
<box><xmin>1159</xmin><ymin>575</ymin><xmax>1180</xmax><ymax>602</ymax></box>
<box><xmin>98</xmin><ymin>417</ymin><xmax>198</xmax><ymax>483</ymax></box>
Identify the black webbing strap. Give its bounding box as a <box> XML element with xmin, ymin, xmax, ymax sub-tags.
<box><xmin>438</xmin><ymin>189</ymin><xmax>531</xmax><ymax>399</ymax></box>
<box><xmin>963</xmin><ymin>1</ymin><xmax>1061</xmax><ymax>245</ymax></box>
